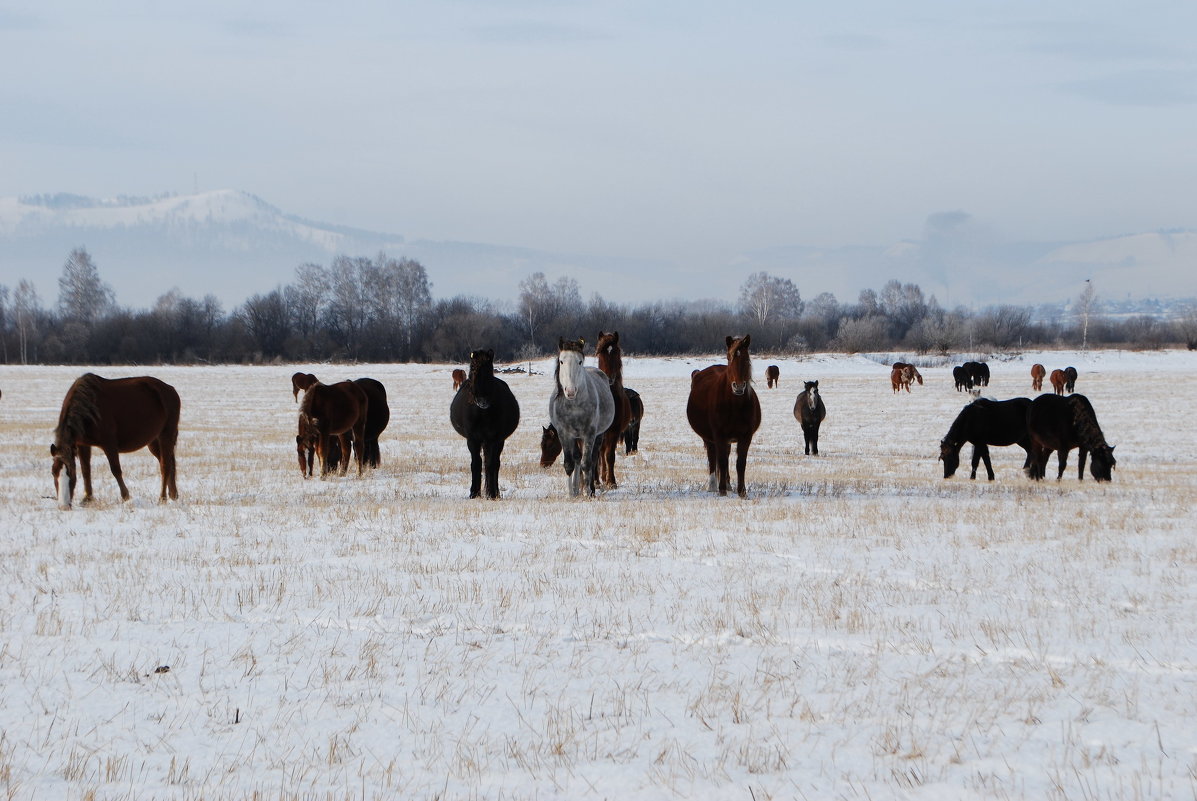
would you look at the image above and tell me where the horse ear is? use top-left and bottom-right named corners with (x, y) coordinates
top-left (486, 348), bottom-right (494, 359)
top-left (742, 334), bottom-right (751, 347)
top-left (558, 337), bottom-right (566, 350)
top-left (50, 444), bottom-right (58, 457)
top-left (725, 335), bottom-right (734, 349)
top-left (612, 331), bottom-right (619, 343)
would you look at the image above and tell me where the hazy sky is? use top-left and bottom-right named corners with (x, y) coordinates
top-left (3, 1), bottom-right (1196, 279)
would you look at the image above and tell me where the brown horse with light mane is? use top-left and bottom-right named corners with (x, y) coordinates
top-left (1049, 369), bottom-right (1066, 395)
top-left (765, 365), bottom-right (780, 389)
top-left (451, 368), bottom-right (466, 391)
top-left (686, 335), bottom-right (761, 497)
top-left (1030, 363), bottom-right (1046, 392)
top-left (297, 380), bottom-right (368, 477)
top-left (50, 373), bottom-right (180, 510)
top-left (291, 372), bottom-right (318, 401)
top-left (595, 331), bottom-right (632, 489)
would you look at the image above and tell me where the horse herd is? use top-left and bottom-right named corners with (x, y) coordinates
top-left (40, 344), bottom-right (1115, 510)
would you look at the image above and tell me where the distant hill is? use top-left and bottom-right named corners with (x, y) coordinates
top-left (1, 190), bottom-right (1192, 310)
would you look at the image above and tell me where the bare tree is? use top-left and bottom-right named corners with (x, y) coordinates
top-left (1077, 280), bottom-right (1097, 352)
top-left (13, 279), bottom-right (41, 364)
top-left (57, 247), bottom-right (115, 323)
top-left (739, 272), bottom-right (802, 328)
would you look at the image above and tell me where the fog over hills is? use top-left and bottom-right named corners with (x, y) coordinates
top-left (0, 190), bottom-right (1192, 310)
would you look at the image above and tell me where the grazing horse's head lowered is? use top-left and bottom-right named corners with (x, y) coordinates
top-left (725, 335), bottom-right (753, 396)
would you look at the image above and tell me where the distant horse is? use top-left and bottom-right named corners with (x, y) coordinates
top-left (938, 397), bottom-right (1032, 481)
top-left (297, 380), bottom-right (367, 477)
top-left (765, 365), bottom-right (780, 389)
top-left (352, 377), bottom-right (390, 468)
top-left (594, 331), bottom-right (633, 489)
top-left (793, 380), bottom-right (827, 455)
top-left (686, 335), bottom-right (761, 497)
top-left (1064, 366), bottom-right (1077, 393)
top-left (623, 388), bottom-right (644, 454)
top-left (891, 364), bottom-right (920, 393)
top-left (291, 372), bottom-right (318, 401)
top-left (549, 338), bottom-right (615, 497)
top-left (50, 373), bottom-right (180, 510)
top-left (963, 361), bottom-right (989, 387)
top-left (1049, 369), bottom-right (1066, 395)
top-left (953, 365), bottom-right (971, 392)
top-left (450, 348), bottom-right (521, 499)
top-left (1030, 363), bottom-right (1046, 392)
top-left (1026, 393), bottom-right (1115, 482)
top-left (451, 368), bottom-right (466, 391)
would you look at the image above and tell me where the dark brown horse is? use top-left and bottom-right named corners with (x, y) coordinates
top-left (686, 335), bottom-right (761, 497)
top-left (1026, 393), bottom-right (1115, 482)
top-left (50, 373), bottom-right (180, 510)
top-left (451, 368), bottom-right (466, 391)
top-left (1049, 369), bottom-right (1066, 395)
top-left (793, 380), bottom-right (827, 455)
top-left (1030, 363), bottom-right (1046, 392)
top-left (351, 377), bottom-right (389, 468)
top-left (623, 387), bottom-right (644, 454)
top-left (297, 380), bottom-right (368, 477)
top-left (1063, 366), bottom-right (1077, 393)
top-left (595, 331), bottom-right (632, 489)
top-left (765, 365), bottom-right (780, 389)
top-left (291, 372), bottom-right (318, 401)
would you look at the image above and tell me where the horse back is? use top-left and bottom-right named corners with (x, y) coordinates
top-left (61, 374), bottom-right (179, 452)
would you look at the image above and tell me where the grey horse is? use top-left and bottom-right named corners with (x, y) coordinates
top-left (548, 338), bottom-right (615, 497)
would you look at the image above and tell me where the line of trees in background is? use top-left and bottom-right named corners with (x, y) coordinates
top-left (1, 247), bottom-right (1195, 366)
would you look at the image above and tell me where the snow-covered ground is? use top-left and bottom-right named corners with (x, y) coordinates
top-left (0, 350), bottom-right (1194, 800)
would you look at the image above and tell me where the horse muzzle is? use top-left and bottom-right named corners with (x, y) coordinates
top-left (473, 398), bottom-right (491, 410)
top-left (731, 382), bottom-right (747, 396)
top-left (564, 388), bottom-right (578, 400)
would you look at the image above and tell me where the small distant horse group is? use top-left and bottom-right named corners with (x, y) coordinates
top-left (687, 335), bottom-right (761, 497)
top-left (50, 373), bottom-right (181, 510)
top-left (765, 365), bottom-right (780, 389)
top-left (1049, 366), bottom-right (1078, 395)
top-left (891, 362), bottom-right (923, 393)
top-left (953, 361), bottom-right (990, 392)
top-left (294, 374), bottom-right (390, 476)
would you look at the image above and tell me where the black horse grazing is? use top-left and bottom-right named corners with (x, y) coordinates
top-left (450, 349), bottom-right (521, 498)
top-left (1026, 393), bottom-right (1115, 482)
top-left (952, 365), bottom-right (970, 392)
top-left (939, 397), bottom-right (1032, 480)
top-left (1063, 366), bottom-right (1078, 394)
top-left (351, 377), bottom-right (390, 468)
top-left (623, 388), bottom-right (644, 454)
top-left (793, 380), bottom-right (827, 455)
top-left (963, 361), bottom-right (990, 388)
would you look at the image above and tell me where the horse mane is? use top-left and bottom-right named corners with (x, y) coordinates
top-left (56, 373), bottom-right (103, 443)
top-left (298, 381), bottom-right (323, 421)
top-left (1068, 394), bottom-right (1109, 450)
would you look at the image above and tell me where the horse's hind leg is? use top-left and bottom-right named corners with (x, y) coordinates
top-left (148, 439), bottom-right (171, 502)
top-left (1077, 448), bottom-right (1088, 481)
top-left (102, 448), bottom-right (131, 501)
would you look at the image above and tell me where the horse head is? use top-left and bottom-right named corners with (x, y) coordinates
top-left (596, 331), bottom-right (622, 386)
top-left (1089, 444), bottom-right (1116, 482)
top-left (724, 334), bottom-right (753, 396)
top-left (465, 349), bottom-right (496, 409)
top-left (803, 380), bottom-right (819, 410)
top-left (556, 338), bottom-right (587, 400)
top-left (938, 437), bottom-right (961, 478)
top-left (540, 424), bottom-right (562, 468)
top-left (50, 440), bottom-right (77, 510)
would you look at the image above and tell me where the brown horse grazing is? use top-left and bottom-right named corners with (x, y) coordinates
top-left (686, 335), bottom-right (761, 497)
top-left (1030, 363), bottom-right (1046, 392)
top-left (595, 331), bottom-right (632, 489)
top-left (291, 372), bottom-right (318, 401)
top-left (451, 368), bottom-right (466, 391)
top-left (765, 365), bottom-right (780, 389)
top-left (297, 380), bottom-right (368, 477)
top-left (50, 373), bottom-right (180, 510)
top-left (1026, 393), bottom-right (1115, 482)
top-left (1049, 369), bottom-right (1066, 395)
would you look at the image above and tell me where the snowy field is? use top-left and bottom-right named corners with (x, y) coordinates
top-left (0, 349), bottom-right (1195, 800)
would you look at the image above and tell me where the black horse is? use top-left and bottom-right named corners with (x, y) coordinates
top-left (352, 377), bottom-right (390, 468)
top-left (939, 397), bottom-right (1033, 480)
top-left (952, 365), bottom-right (970, 392)
top-left (793, 380), bottom-right (827, 455)
top-left (963, 361), bottom-right (990, 388)
top-left (623, 388), bottom-right (644, 455)
top-left (1026, 393), bottom-right (1115, 482)
top-left (450, 349), bottom-right (521, 498)
top-left (1063, 366), bottom-right (1078, 394)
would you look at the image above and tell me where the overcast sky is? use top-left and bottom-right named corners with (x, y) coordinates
top-left (3, 1), bottom-right (1196, 283)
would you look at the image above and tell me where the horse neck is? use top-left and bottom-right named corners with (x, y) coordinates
top-left (1069, 397), bottom-right (1107, 449)
top-left (598, 350), bottom-right (623, 386)
top-left (944, 408), bottom-right (971, 447)
top-left (57, 375), bottom-right (101, 442)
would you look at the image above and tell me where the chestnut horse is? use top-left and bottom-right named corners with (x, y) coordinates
top-left (595, 331), bottom-right (632, 489)
top-left (765, 365), bottom-right (780, 389)
top-left (1026, 393), bottom-right (1115, 482)
top-left (686, 335), bottom-right (761, 497)
top-left (451, 368), bottom-right (466, 391)
top-left (50, 373), bottom-right (180, 510)
top-left (793, 380), bottom-right (827, 455)
top-left (891, 364), bottom-right (920, 393)
top-left (291, 372), bottom-right (318, 401)
top-left (297, 380), bottom-right (367, 477)
top-left (1030, 363), bottom-right (1046, 392)
top-left (450, 349), bottom-right (521, 498)
top-left (1049, 369), bottom-right (1066, 395)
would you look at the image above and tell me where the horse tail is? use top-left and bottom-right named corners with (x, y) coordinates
top-left (1068, 394), bottom-right (1108, 451)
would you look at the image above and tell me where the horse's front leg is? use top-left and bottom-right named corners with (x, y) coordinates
top-left (716, 440), bottom-right (732, 496)
top-left (79, 445), bottom-right (96, 504)
top-left (564, 439), bottom-right (582, 497)
top-left (467, 437), bottom-right (483, 498)
top-left (734, 437), bottom-right (752, 498)
top-left (484, 438), bottom-right (505, 500)
top-left (1077, 448), bottom-right (1088, 481)
top-left (1055, 447), bottom-right (1069, 481)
